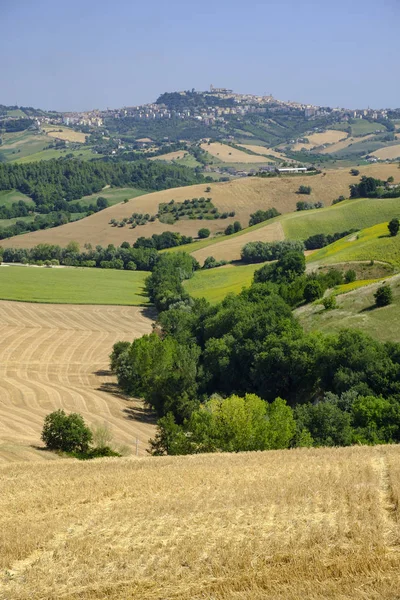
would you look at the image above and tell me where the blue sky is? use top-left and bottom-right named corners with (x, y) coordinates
top-left (1, 0), bottom-right (399, 111)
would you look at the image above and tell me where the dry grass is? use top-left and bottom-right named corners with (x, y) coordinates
top-left (319, 134), bottom-right (375, 154)
top-left (0, 301), bottom-right (155, 463)
top-left (240, 144), bottom-right (291, 161)
top-left (1, 445), bottom-right (400, 599)
top-left (372, 144), bottom-right (400, 160)
top-left (201, 142), bottom-right (270, 163)
top-left (3, 163), bottom-right (399, 250)
top-left (44, 126), bottom-right (87, 143)
top-left (291, 130), bottom-right (348, 151)
top-left (149, 150), bottom-right (187, 162)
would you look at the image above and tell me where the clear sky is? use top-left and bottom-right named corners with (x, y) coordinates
top-left (1, 0), bottom-right (399, 112)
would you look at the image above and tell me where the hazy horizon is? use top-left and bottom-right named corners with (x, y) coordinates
top-left (2, 0), bottom-right (399, 112)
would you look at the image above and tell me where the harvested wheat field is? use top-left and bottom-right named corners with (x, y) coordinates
top-left (291, 130), bottom-right (348, 151)
top-left (201, 142), bottom-right (270, 163)
top-left (3, 163), bottom-right (399, 250)
top-left (1, 445), bottom-right (400, 600)
top-left (372, 144), bottom-right (400, 160)
top-left (44, 126), bottom-right (87, 143)
top-left (240, 144), bottom-right (291, 161)
top-left (319, 133), bottom-right (375, 154)
top-left (0, 301), bottom-right (155, 462)
top-left (149, 150), bottom-right (187, 161)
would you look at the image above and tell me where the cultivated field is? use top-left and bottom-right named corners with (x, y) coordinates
top-left (3, 163), bottom-right (398, 251)
top-left (372, 144), bottom-right (400, 160)
top-left (184, 262), bottom-right (265, 303)
top-left (0, 300), bottom-right (155, 463)
top-left (2, 445), bottom-right (400, 599)
top-left (149, 150), bottom-right (187, 162)
top-left (43, 125), bottom-right (87, 143)
top-left (298, 273), bottom-right (400, 342)
top-left (319, 134), bottom-right (375, 154)
top-left (0, 266), bottom-right (148, 305)
top-left (291, 130), bottom-right (347, 151)
top-left (0, 131), bottom-right (51, 162)
top-left (201, 142), bottom-right (270, 163)
top-left (240, 144), bottom-right (290, 161)
top-left (0, 189), bottom-right (33, 208)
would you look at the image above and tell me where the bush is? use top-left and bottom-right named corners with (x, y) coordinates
top-left (41, 410), bottom-right (93, 453)
top-left (303, 280), bottom-right (323, 303)
top-left (224, 224), bottom-right (234, 235)
top-left (344, 269), bottom-right (356, 284)
top-left (198, 228), bottom-right (210, 239)
top-left (388, 218), bottom-right (399, 237)
top-left (350, 169), bottom-right (360, 176)
top-left (322, 295), bottom-right (337, 310)
top-left (374, 285), bottom-right (393, 307)
top-left (298, 185), bottom-right (312, 195)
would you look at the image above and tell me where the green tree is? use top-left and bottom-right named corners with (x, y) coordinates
top-left (374, 285), bottom-right (393, 307)
top-left (303, 280), bottom-right (323, 303)
top-left (41, 410), bottom-right (93, 453)
top-left (344, 269), bottom-right (356, 284)
top-left (298, 185), bottom-right (311, 195)
top-left (198, 228), bottom-right (210, 239)
top-left (388, 218), bottom-right (400, 237)
top-left (295, 402), bottom-right (353, 447)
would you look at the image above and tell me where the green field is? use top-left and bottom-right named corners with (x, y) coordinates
top-left (0, 190), bottom-right (34, 208)
top-left (184, 263), bottom-right (262, 303)
top-left (282, 198), bottom-right (400, 241)
top-left (0, 131), bottom-right (51, 162)
top-left (78, 187), bottom-right (147, 207)
top-left (0, 266), bottom-right (148, 305)
top-left (297, 274), bottom-right (400, 342)
top-left (307, 222), bottom-right (400, 269)
top-left (14, 147), bottom-right (102, 163)
top-left (350, 120), bottom-right (386, 136)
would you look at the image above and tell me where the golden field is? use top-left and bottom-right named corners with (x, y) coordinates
top-left (200, 142), bottom-right (270, 163)
top-left (291, 129), bottom-right (347, 151)
top-left (149, 150), bottom-right (187, 161)
top-left (372, 144), bottom-right (400, 160)
top-left (4, 163), bottom-right (399, 250)
top-left (240, 144), bottom-right (291, 161)
top-left (0, 301), bottom-right (155, 462)
top-left (44, 125), bottom-right (87, 143)
top-left (1, 445), bottom-right (400, 599)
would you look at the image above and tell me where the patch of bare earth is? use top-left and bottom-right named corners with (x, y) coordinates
top-left (0, 301), bottom-right (155, 462)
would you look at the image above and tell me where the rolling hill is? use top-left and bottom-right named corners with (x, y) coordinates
top-left (2, 163), bottom-right (398, 251)
top-left (2, 445), bottom-right (400, 599)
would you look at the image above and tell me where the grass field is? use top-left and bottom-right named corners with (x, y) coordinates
top-left (43, 125), bottom-right (87, 143)
top-left (78, 187), bottom-right (147, 207)
top-left (0, 300), bottom-right (155, 463)
top-left (149, 150), bottom-right (187, 162)
top-left (319, 134), bottom-right (375, 155)
top-left (297, 274), bottom-right (400, 342)
top-left (2, 445), bottom-right (400, 599)
top-left (0, 131), bottom-right (51, 162)
top-left (184, 263), bottom-right (262, 303)
top-left (0, 189), bottom-right (34, 208)
top-left (307, 222), bottom-right (400, 270)
top-left (350, 120), bottom-right (386, 135)
top-left (14, 146), bottom-right (101, 163)
top-left (0, 266), bottom-right (148, 305)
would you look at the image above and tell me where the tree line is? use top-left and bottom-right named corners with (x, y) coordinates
top-left (110, 250), bottom-right (400, 454)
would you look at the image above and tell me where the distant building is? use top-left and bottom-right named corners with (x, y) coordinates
top-left (277, 167), bottom-right (308, 174)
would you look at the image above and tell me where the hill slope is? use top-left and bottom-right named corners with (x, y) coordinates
top-left (0, 300), bottom-right (155, 462)
top-left (2, 445), bottom-right (400, 599)
top-left (3, 163), bottom-right (398, 250)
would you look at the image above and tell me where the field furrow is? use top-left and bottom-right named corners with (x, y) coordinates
top-left (0, 301), bottom-right (155, 462)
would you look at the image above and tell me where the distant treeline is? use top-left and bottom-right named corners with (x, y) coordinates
top-left (350, 176), bottom-right (400, 199)
top-left (304, 229), bottom-right (358, 250)
top-left (1, 118), bottom-right (33, 132)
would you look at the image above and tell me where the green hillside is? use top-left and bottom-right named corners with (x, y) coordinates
top-left (297, 275), bottom-right (400, 342)
top-left (307, 222), bottom-right (400, 269)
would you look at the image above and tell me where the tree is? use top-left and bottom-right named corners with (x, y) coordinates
top-left (198, 228), bottom-right (210, 239)
top-left (66, 240), bottom-right (80, 254)
top-left (374, 285), bottom-right (393, 307)
top-left (233, 221), bottom-right (242, 233)
top-left (388, 218), bottom-right (399, 237)
top-left (41, 410), bottom-right (93, 453)
top-left (303, 280), bottom-right (323, 303)
top-left (298, 185), bottom-right (311, 195)
top-left (224, 224), bottom-right (234, 235)
top-left (96, 196), bottom-right (109, 210)
top-left (322, 295), bottom-right (337, 310)
top-left (350, 169), bottom-right (360, 176)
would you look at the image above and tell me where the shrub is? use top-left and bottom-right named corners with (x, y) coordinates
top-left (41, 410), bottom-right (93, 453)
top-left (298, 185), bottom-right (312, 195)
top-left (344, 269), bottom-right (356, 284)
top-left (198, 228), bottom-right (210, 239)
top-left (350, 169), bottom-right (360, 176)
top-left (224, 224), bottom-right (234, 235)
top-left (388, 218), bottom-right (399, 237)
top-left (374, 285), bottom-right (393, 307)
top-left (322, 296), bottom-right (337, 310)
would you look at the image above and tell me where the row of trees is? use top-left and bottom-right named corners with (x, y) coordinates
top-left (110, 249), bottom-right (400, 454)
top-left (241, 240), bottom-right (304, 263)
